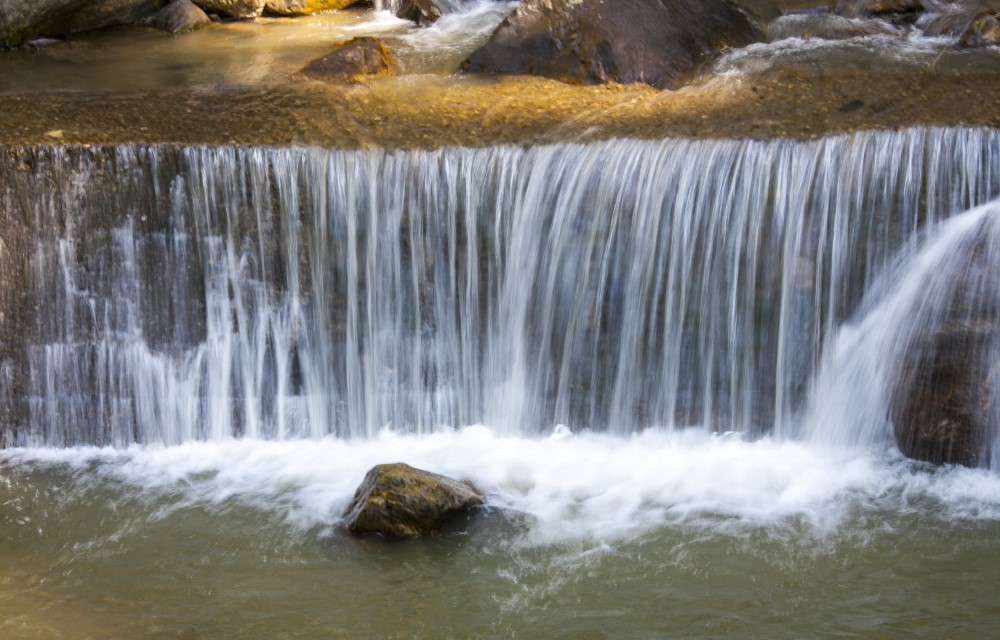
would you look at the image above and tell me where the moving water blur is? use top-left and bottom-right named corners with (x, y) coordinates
top-left (1, 127), bottom-right (998, 451)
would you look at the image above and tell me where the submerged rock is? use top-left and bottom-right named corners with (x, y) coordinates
top-left (303, 36), bottom-right (394, 80)
top-left (264, 0), bottom-right (361, 15)
top-left (147, 0), bottom-right (212, 32)
top-left (343, 463), bottom-right (484, 538)
top-left (891, 230), bottom-right (999, 467)
top-left (396, 0), bottom-right (441, 26)
top-left (192, 0), bottom-right (266, 18)
top-left (768, 12), bottom-right (898, 40)
top-left (462, 0), bottom-right (763, 90)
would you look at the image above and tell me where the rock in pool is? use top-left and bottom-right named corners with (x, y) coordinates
top-left (148, 0), bottom-right (213, 33)
top-left (343, 463), bottom-right (485, 538)
top-left (302, 36), bottom-right (394, 80)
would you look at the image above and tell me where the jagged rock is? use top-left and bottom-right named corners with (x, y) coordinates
top-left (462, 0), bottom-right (763, 90)
top-left (396, 0), bottom-right (442, 26)
top-left (264, 0), bottom-right (361, 15)
top-left (0, 0), bottom-right (163, 47)
top-left (147, 0), bottom-right (212, 32)
top-left (959, 11), bottom-right (1000, 46)
top-left (343, 463), bottom-right (484, 538)
top-left (192, 0), bottom-right (266, 18)
top-left (891, 231), bottom-right (999, 467)
top-left (768, 12), bottom-right (898, 41)
top-left (303, 36), bottom-right (394, 80)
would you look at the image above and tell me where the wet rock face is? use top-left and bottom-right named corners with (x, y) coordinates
top-left (264, 0), bottom-right (362, 15)
top-left (462, 0), bottom-right (763, 90)
top-left (0, 0), bottom-right (163, 47)
top-left (303, 37), bottom-right (394, 80)
top-left (193, 0), bottom-right (266, 18)
top-left (838, 0), bottom-right (925, 23)
top-left (344, 463), bottom-right (484, 538)
top-left (891, 235), bottom-right (999, 467)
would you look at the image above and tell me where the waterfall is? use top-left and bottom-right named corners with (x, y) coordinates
top-left (0, 128), bottom-right (998, 449)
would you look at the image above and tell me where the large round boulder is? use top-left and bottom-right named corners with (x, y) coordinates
top-left (462, 0), bottom-right (763, 90)
top-left (0, 0), bottom-right (164, 47)
top-left (343, 463), bottom-right (484, 538)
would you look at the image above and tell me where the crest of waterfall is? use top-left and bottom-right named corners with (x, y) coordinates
top-left (0, 128), bottom-right (998, 448)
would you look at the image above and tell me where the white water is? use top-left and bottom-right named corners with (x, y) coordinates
top-left (6, 428), bottom-right (1000, 545)
top-left (1, 128), bottom-right (999, 456)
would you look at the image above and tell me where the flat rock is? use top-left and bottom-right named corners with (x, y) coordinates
top-left (193, 0), bottom-right (266, 18)
top-left (462, 0), bottom-right (763, 90)
top-left (344, 463), bottom-right (484, 538)
top-left (303, 36), bottom-right (394, 80)
top-left (264, 0), bottom-right (361, 15)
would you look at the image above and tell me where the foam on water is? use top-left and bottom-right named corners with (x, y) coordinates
top-left (4, 429), bottom-right (999, 546)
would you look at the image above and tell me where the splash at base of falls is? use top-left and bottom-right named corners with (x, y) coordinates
top-left (0, 127), bottom-right (999, 460)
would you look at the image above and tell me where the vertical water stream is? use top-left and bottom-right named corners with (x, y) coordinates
top-left (0, 128), bottom-right (997, 452)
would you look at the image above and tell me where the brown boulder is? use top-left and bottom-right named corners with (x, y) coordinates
top-left (303, 37), bottom-right (394, 80)
top-left (891, 231), bottom-right (999, 467)
top-left (396, 0), bottom-right (441, 26)
top-left (343, 463), bottom-right (484, 538)
top-left (461, 0), bottom-right (763, 90)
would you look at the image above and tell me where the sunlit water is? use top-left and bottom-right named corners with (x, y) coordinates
top-left (4, 429), bottom-right (1000, 639)
top-left (0, 2), bottom-right (515, 93)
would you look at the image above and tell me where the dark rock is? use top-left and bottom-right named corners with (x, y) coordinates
top-left (192, 0), bottom-right (266, 19)
top-left (147, 0), bottom-right (212, 33)
top-left (0, 0), bottom-right (164, 47)
top-left (264, 0), bottom-right (362, 15)
top-left (396, 0), bottom-right (441, 26)
top-left (343, 463), bottom-right (484, 538)
top-left (303, 36), bottom-right (394, 80)
top-left (768, 12), bottom-right (898, 40)
top-left (462, 0), bottom-right (763, 90)
top-left (837, 0), bottom-right (925, 23)
top-left (891, 229), bottom-right (999, 467)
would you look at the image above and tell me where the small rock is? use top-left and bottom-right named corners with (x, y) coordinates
top-left (148, 0), bottom-right (212, 33)
top-left (44, 130), bottom-right (64, 139)
top-left (343, 463), bottom-right (484, 538)
top-left (396, 0), bottom-right (442, 26)
top-left (302, 37), bottom-right (394, 81)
